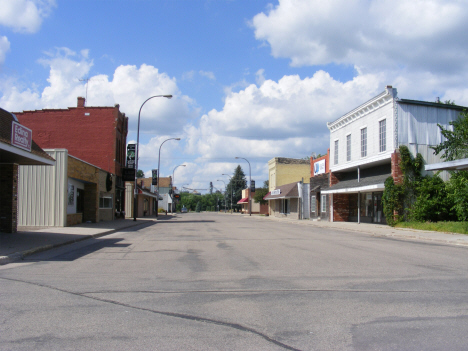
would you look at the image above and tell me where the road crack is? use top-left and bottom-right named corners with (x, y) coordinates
top-left (0, 276), bottom-right (302, 351)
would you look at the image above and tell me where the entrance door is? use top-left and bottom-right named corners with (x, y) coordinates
top-left (76, 188), bottom-right (85, 214)
top-left (373, 192), bottom-right (385, 223)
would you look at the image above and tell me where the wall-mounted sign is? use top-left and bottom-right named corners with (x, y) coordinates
top-left (11, 121), bottom-right (32, 152)
top-left (314, 159), bottom-right (326, 176)
top-left (127, 144), bottom-right (136, 169)
top-left (122, 168), bottom-right (135, 181)
top-left (152, 169), bottom-right (158, 185)
top-left (271, 189), bottom-right (281, 196)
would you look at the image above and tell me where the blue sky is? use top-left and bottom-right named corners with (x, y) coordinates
top-left (2, 0), bottom-right (468, 193)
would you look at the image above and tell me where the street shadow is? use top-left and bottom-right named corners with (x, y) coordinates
top-left (156, 220), bottom-right (216, 224)
top-left (24, 238), bottom-right (131, 262)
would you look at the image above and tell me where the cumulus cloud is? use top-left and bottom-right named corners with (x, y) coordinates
top-left (252, 0), bottom-right (468, 74)
top-left (185, 70), bottom-right (382, 162)
top-left (0, 48), bottom-right (197, 135)
top-left (0, 0), bottom-right (56, 33)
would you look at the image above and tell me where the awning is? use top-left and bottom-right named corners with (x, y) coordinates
top-left (321, 173), bottom-right (390, 194)
top-left (237, 197), bottom-right (249, 204)
top-left (137, 187), bottom-right (163, 200)
top-left (264, 182), bottom-right (299, 200)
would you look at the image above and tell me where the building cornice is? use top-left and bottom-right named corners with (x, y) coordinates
top-left (327, 87), bottom-right (397, 132)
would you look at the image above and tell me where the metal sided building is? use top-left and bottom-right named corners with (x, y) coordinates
top-left (322, 85), bottom-right (466, 224)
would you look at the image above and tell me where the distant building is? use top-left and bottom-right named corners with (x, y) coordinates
top-left (322, 85), bottom-right (466, 224)
top-left (267, 157), bottom-right (310, 216)
top-left (237, 188), bottom-right (268, 215)
top-left (309, 149), bottom-right (330, 221)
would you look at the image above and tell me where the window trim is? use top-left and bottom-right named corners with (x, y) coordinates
top-left (99, 195), bottom-right (113, 209)
top-left (360, 127), bottom-right (367, 158)
top-left (334, 139), bottom-right (339, 165)
top-left (346, 133), bottom-right (351, 162)
top-left (379, 118), bottom-right (386, 153)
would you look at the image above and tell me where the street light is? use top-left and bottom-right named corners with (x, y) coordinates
top-left (156, 137), bottom-right (181, 217)
top-left (216, 180), bottom-right (227, 212)
top-left (171, 164), bottom-right (186, 213)
top-left (235, 157), bottom-right (251, 216)
top-left (134, 94), bottom-right (172, 221)
top-left (222, 174), bottom-right (233, 212)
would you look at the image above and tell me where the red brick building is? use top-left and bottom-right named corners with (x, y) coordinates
top-left (15, 97), bottom-right (129, 212)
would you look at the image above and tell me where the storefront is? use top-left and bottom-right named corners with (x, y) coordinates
top-left (322, 165), bottom-right (390, 224)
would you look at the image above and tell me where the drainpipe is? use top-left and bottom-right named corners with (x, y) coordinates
top-left (357, 166), bottom-right (360, 224)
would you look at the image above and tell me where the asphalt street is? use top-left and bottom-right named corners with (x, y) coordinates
top-left (1, 213), bottom-right (468, 350)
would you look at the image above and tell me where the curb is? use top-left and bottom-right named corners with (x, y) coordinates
top-left (0, 221), bottom-right (151, 266)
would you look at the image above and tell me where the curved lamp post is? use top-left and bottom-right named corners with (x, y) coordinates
top-left (156, 137), bottom-right (181, 217)
top-left (171, 164), bottom-right (186, 213)
top-left (216, 180), bottom-right (227, 212)
top-left (235, 157), bottom-right (251, 216)
top-left (134, 94), bottom-right (172, 221)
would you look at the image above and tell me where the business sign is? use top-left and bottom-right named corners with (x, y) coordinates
top-left (152, 169), bottom-right (158, 185)
top-left (314, 159), bottom-right (326, 176)
top-left (271, 189), bottom-right (281, 196)
top-left (250, 180), bottom-right (255, 192)
top-left (127, 144), bottom-right (136, 169)
top-left (122, 168), bottom-right (135, 181)
top-left (11, 121), bottom-right (32, 152)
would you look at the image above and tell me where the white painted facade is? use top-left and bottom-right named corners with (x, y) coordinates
top-left (328, 86), bottom-right (462, 176)
top-left (328, 86), bottom-right (396, 172)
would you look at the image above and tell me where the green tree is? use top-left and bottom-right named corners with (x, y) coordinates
top-left (253, 188), bottom-right (269, 205)
top-left (136, 169), bottom-right (145, 178)
top-left (226, 165), bottom-right (247, 211)
top-left (433, 110), bottom-right (468, 161)
top-left (195, 202), bottom-right (201, 212)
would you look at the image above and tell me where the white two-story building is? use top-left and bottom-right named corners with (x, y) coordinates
top-left (322, 85), bottom-right (465, 224)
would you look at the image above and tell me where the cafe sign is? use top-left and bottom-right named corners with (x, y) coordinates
top-left (11, 121), bottom-right (32, 152)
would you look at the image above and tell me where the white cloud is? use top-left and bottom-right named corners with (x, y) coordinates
top-left (0, 0), bottom-right (56, 33)
top-left (252, 0), bottom-right (468, 75)
top-left (0, 36), bottom-right (10, 64)
top-left (199, 70), bottom-right (216, 80)
top-left (0, 48), bottom-right (197, 135)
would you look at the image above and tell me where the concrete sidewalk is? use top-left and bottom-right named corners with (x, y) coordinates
top-left (255, 214), bottom-right (468, 247)
top-left (0, 218), bottom-right (159, 266)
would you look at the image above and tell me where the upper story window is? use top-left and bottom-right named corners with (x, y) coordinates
top-left (346, 134), bottom-right (351, 162)
top-left (334, 140), bottom-right (339, 164)
top-left (361, 127), bottom-right (367, 157)
top-left (379, 119), bottom-right (386, 152)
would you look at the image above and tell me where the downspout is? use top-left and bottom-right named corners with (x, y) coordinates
top-left (357, 166), bottom-right (360, 224)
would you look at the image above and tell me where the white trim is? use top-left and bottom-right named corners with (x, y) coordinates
top-left (425, 158), bottom-right (468, 171)
top-left (327, 89), bottom-right (394, 132)
top-left (0, 142), bottom-right (55, 165)
top-left (322, 183), bottom-right (385, 195)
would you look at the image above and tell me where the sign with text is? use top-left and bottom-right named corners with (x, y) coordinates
top-left (271, 189), bottom-right (281, 196)
top-left (127, 144), bottom-right (136, 169)
top-left (122, 168), bottom-right (135, 181)
top-left (152, 169), bottom-right (158, 185)
top-left (314, 159), bottom-right (326, 176)
top-left (250, 180), bottom-right (255, 192)
top-left (11, 121), bottom-right (32, 152)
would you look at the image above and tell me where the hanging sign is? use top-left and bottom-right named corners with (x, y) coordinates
top-left (152, 169), bottom-right (158, 185)
top-left (127, 144), bottom-right (136, 169)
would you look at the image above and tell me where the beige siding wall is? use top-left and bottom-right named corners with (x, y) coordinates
top-left (18, 149), bottom-right (68, 227)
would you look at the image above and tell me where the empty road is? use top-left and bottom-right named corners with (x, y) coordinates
top-left (1, 213), bottom-right (468, 350)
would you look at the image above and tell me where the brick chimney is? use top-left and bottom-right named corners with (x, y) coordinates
top-left (77, 97), bottom-right (85, 108)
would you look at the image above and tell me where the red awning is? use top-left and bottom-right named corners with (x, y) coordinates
top-left (237, 197), bottom-right (249, 204)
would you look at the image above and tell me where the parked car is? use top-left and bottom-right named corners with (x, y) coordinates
top-left (181, 206), bottom-right (188, 213)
